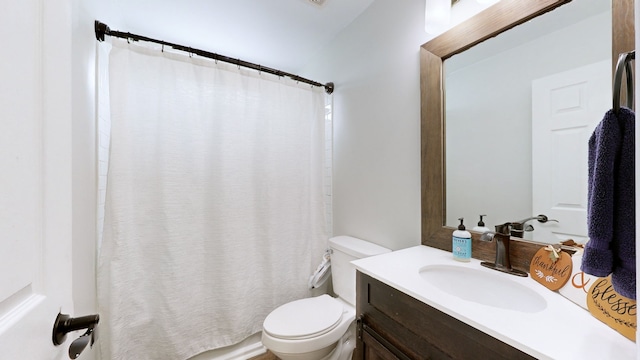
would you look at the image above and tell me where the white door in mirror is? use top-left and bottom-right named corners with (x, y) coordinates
top-left (531, 59), bottom-right (611, 244)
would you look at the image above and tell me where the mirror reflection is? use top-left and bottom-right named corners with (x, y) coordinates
top-left (445, 0), bottom-right (611, 244)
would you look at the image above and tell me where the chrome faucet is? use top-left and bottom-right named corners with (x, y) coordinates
top-left (510, 214), bottom-right (558, 238)
top-left (480, 222), bottom-right (528, 277)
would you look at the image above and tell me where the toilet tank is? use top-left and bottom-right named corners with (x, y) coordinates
top-left (329, 236), bottom-right (391, 306)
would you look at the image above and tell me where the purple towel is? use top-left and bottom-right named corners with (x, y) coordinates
top-left (581, 107), bottom-right (635, 299)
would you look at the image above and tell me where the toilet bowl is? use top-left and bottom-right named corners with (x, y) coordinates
top-left (262, 295), bottom-right (355, 360)
top-left (261, 236), bottom-right (391, 360)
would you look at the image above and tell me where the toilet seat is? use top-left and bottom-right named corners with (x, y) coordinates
top-left (263, 295), bottom-right (343, 340)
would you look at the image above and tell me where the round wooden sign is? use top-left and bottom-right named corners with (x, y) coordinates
top-left (529, 247), bottom-right (572, 291)
top-left (586, 276), bottom-right (636, 342)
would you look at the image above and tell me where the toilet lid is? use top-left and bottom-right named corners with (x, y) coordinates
top-left (263, 294), bottom-right (343, 340)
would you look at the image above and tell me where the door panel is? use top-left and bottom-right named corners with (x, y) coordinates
top-left (0, 0), bottom-right (73, 358)
top-left (531, 60), bottom-right (611, 243)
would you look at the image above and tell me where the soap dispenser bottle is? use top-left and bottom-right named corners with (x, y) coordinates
top-left (472, 214), bottom-right (490, 233)
top-left (452, 217), bottom-right (472, 262)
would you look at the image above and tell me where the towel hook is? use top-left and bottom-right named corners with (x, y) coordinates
top-left (613, 50), bottom-right (635, 113)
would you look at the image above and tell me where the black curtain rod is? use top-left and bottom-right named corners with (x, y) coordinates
top-left (94, 20), bottom-right (334, 94)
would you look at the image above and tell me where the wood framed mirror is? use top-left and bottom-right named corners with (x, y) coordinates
top-left (420, 0), bottom-right (634, 270)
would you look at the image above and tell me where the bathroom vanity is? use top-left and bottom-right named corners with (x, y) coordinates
top-left (352, 246), bottom-right (636, 360)
top-left (355, 272), bottom-right (533, 359)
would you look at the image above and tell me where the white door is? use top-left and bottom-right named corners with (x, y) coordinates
top-left (0, 1), bottom-right (74, 359)
top-left (531, 60), bottom-right (611, 243)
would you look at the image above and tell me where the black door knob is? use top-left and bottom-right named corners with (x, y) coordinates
top-left (52, 312), bottom-right (100, 359)
top-left (52, 312), bottom-right (100, 346)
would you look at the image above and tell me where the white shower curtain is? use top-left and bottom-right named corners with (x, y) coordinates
top-left (98, 39), bottom-right (328, 360)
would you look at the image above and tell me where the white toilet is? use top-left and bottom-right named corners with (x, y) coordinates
top-left (261, 236), bottom-right (391, 360)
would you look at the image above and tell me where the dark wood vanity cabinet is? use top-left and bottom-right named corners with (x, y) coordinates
top-left (355, 272), bottom-right (536, 360)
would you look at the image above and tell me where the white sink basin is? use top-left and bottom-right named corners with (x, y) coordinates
top-left (419, 264), bottom-right (547, 313)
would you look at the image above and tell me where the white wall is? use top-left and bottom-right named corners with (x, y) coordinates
top-left (300, 0), bottom-right (493, 250)
top-left (70, 1), bottom-right (112, 359)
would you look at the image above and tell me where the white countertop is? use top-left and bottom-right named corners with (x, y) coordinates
top-left (352, 245), bottom-right (636, 360)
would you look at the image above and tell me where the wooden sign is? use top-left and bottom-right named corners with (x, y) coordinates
top-left (558, 250), bottom-right (597, 309)
top-left (529, 246), bottom-right (572, 291)
top-left (586, 276), bottom-right (636, 342)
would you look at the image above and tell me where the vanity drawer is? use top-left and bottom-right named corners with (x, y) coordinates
top-left (356, 272), bottom-right (535, 360)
